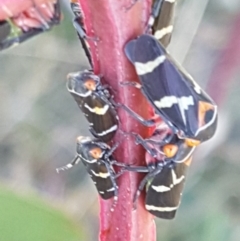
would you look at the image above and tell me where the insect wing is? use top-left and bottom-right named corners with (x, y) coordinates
top-left (125, 35), bottom-right (198, 136)
top-left (81, 154), bottom-right (116, 199)
top-left (68, 71), bottom-right (118, 142)
top-left (166, 51), bottom-right (218, 140)
top-left (77, 138), bottom-right (117, 200)
top-left (125, 34), bottom-right (217, 140)
top-left (89, 162), bottom-right (116, 199)
top-left (152, 0), bottom-right (176, 47)
top-left (82, 94), bottom-right (118, 142)
top-left (70, 1), bottom-right (93, 66)
top-left (125, 38), bottom-right (137, 64)
top-left (145, 160), bottom-right (189, 219)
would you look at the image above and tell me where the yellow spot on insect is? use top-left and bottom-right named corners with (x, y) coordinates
top-left (163, 144), bottom-right (178, 158)
top-left (185, 138), bottom-right (201, 147)
top-left (95, 105), bottom-right (109, 115)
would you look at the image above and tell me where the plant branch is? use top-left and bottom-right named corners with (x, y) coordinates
top-left (78, 0), bottom-right (156, 240)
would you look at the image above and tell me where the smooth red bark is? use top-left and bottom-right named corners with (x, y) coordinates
top-left (78, 0), bottom-right (156, 241)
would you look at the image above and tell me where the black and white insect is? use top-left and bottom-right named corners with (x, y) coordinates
top-left (0, 0), bottom-right (61, 51)
top-left (143, 157), bottom-right (192, 219)
top-left (57, 136), bottom-right (126, 203)
top-left (122, 0), bottom-right (217, 144)
top-left (70, 0), bottom-right (93, 67)
top-left (123, 34), bottom-right (218, 144)
top-left (147, 0), bottom-right (176, 47)
top-left (67, 70), bottom-right (119, 142)
top-left (126, 123), bottom-right (194, 219)
top-left (127, 0), bottom-right (176, 47)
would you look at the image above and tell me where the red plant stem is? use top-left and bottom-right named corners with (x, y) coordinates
top-left (78, 0), bottom-right (156, 241)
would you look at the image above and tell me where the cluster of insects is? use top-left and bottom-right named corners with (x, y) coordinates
top-left (0, 0), bottom-right (61, 51)
top-left (1, 0), bottom-right (217, 220)
top-left (56, 0), bottom-right (218, 220)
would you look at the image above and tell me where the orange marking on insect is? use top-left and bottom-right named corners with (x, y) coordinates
top-left (84, 79), bottom-right (97, 91)
top-left (198, 101), bottom-right (215, 128)
top-left (89, 147), bottom-right (103, 159)
top-left (163, 144), bottom-right (178, 158)
top-left (184, 157), bottom-right (192, 166)
top-left (185, 138), bottom-right (201, 147)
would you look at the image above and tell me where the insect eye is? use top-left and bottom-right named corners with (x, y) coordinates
top-left (185, 138), bottom-right (200, 147)
top-left (162, 144), bottom-right (178, 158)
top-left (89, 147), bottom-right (102, 159)
top-left (84, 79), bottom-right (96, 90)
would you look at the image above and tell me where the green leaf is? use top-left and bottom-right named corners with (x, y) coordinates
top-left (0, 188), bottom-right (85, 241)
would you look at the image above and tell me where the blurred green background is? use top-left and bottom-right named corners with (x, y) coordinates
top-left (0, 0), bottom-right (240, 240)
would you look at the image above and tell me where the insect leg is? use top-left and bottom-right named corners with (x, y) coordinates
top-left (120, 81), bottom-right (142, 89)
top-left (120, 104), bottom-right (156, 127)
top-left (56, 155), bottom-right (81, 173)
top-left (133, 166), bottom-right (163, 209)
top-left (103, 161), bottom-right (119, 211)
top-left (135, 134), bottom-right (165, 157)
